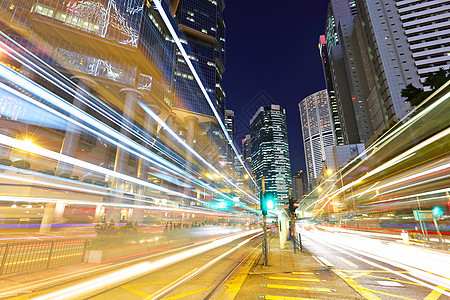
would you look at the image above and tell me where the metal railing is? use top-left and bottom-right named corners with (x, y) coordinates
top-left (0, 238), bottom-right (86, 275)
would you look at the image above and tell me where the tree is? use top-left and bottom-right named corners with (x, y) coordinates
top-left (401, 68), bottom-right (450, 107)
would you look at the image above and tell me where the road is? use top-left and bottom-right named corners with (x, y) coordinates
top-left (300, 225), bottom-right (450, 300)
top-left (0, 229), bottom-right (262, 299)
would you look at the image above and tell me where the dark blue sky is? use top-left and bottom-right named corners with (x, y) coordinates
top-left (222, 1), bottom-right (329, 174)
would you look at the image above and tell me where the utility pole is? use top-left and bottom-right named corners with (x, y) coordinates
top-left (262, 176), bottom-right (268, 266)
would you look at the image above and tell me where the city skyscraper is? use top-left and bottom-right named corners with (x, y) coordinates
top-left (174, 0), bottom-right (226, 117)
top-left (319, 35), bottom-right (344, 146)
top-left (353, 0), bottom-right (422, 136)
top-left (242, 134), bottom-right (252, 173)
top-left (250, 105), bottom-right (292, 202)
top-left (292, 170), bottom-right (308, 200)
top-left (224, 109), bottom-right (235, 141)
top-left (323, 0), bottom-right (364, 145)
top-left (299, 90), bottom-right (336, 187)
top-left (395, 0), bottom-right (450, 83)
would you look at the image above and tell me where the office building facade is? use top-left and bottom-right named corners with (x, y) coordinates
top-left (299, 90), bottom-right (336, 188)
top-left (174, 0), bottom-right (226, 117)
top-left (292, 170), bottom-right (308, 200)
top-left (250, 105), bottom-right (292, 202)
top-left (354, 0), bottom-right (421, 136)
top-left (396, 0), bottom-right (450, 83)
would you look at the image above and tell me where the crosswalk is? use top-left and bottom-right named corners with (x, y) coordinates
top-left (259, 271), bottom-right (333, 300)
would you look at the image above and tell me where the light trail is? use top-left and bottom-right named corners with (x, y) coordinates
top-left (31, 229), bottom-right (262, 300)
top-left (146, 231), bottom-right (262, 299)
top-left (152, 0), bottom-right (258, 189)
top-left (303, 229), bottom-right (450, 294)
top-left (0, 46), bottom-right (258, 208)
top-left (310, 127), bottom-right (450, 215)
top-left (140, 102), bottom-right (259, 204)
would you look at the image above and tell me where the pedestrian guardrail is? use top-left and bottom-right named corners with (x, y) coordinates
top-left (0, 238), bottom-right (86, 275)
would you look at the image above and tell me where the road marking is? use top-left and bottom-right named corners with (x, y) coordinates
top-left (121, 284), bottom-right (151, 297)
top-left (310, 237), bottom-right (450, 297)
top-left (363, 274), bottom-right (422, 286)
top-left (362, 287), bottom-right (415, 300)
top-left (340, 270), bottom-right (410, 274)
top-left (350, 271), bottom-right (372, 279)
top-left (160, 287), bottom-right (211, 300)
top-left (337, 256), bottom-right (358, 268)
top-left (264, 284), bottom-right (331, 292)
top-left (264, 295), bottom-right (319, 300)
top-left (224, 247), bottom-right (260, 299)
top-left (376, 280), bottom-right (403, 287)
top-left (291, 271), bottom-right (315, 275)
top-left (424, 286), bottom-right (446, 300)
top-left (315, 256), bottom-right (334, 267)
top-left (332, 270), bottom-right (381, 300)
top-left (268, 276), bottom-right (320, 282)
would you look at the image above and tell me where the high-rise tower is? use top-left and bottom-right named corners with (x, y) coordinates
top-left (250, 105), bottom-right (292, 202)
top-left (174, 0), bottom-right (226, 117)
top-left (299, 90), bottom-right (336, 188)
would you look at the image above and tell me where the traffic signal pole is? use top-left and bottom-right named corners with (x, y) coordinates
top-left (262, 176), bottom-right (268, 266)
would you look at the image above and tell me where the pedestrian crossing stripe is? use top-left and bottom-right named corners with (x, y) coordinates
top-left (268, 276), bottom-right (320, 283)
top-left (291, 271), bottom-right (315, 275)
top-left (263, 284), bottom-right (331, 292)
top-left (262, 295), bottom-right (319, 300)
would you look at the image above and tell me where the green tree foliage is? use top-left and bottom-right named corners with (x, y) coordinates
top-left (402, 68), bottom-right (450, 107)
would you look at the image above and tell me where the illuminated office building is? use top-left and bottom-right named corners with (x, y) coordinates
top-left (174, 0), bottom-right (226, 117)
top-left (318, 35), bottom-right (344, 146)
top-left (299, 90), bottom-right (336, 188)
top-left (250, 105), bottom-right (292, 202)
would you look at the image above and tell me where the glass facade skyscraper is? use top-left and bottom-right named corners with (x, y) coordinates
top-left (299, 90), bottom-right (336, 188)
top-left (174, 0), bottom-right (226, 117)
top-left (250, 105), bottom-right (292, 202)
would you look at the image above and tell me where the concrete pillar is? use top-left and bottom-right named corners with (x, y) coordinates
top-left (57, 76), bottom-right (96, 175)
top-left (114, 88), bottom-right (142, 176)
top-left (278, 211), bottom-right (289, 250)
top-left (183, 116), bottom-right (197, 199)
top-left (137, 104), bottom-right (160, 181)
top-left (93, 205), bottom-right (105, 223)
top-left (39, 202), bottom-right (66, 233)
top-left (185, 116), bottom-right (197, 148)
top-left (166, 112), bottom-right (176, 130)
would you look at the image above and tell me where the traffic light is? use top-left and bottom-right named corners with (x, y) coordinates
top-left (289, 196), bottom-right (296, 215)
top-left (432, 206), bottom-right (443, 219)
top-left (260, 191), bottom-right (276, 215)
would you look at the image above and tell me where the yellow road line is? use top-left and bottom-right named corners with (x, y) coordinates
top-left (121, 284), bottom-right (151, 298)
top-left (122, 281), bottom-right (172, 288)
top-left (264, 295), bottom-right (319, 300)
top-left (161, 287), bottom-right (211, 300)
top-left (424, 286), bottom-right (446, 300)
top-left (292, 271), bottom-right (315, 276)
top-left (340, 270), bottom-right (410, 274)
top-left (350, 271), bottom-right (372, 279)
top-left (265, 284), bottom-right (331, 292)
top-left (363, 274), bottom-right (423, 286)
top-left (268, 276), bottom-right (320, 283)
top-left (337, 256), bottom-right (358, 268)
top-left (332, 270), bottom-right (381, 300)
top-left (223, 245), bottom-right (261, 299)
top-left (363, 287), bottom-right (416, 300)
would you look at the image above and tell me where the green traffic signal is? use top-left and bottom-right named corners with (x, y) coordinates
top-left (432, 206), bottom-right (443, 219)
top-left (260, 191), bottom-right (276, 215)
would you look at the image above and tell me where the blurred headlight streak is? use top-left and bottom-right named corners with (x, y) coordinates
top-left (152, 0), bottom-right (257, 189)
top-left (31, 229), bottom-right (262, 300)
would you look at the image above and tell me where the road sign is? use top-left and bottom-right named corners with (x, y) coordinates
top-left (413, 210), bottom-right (433, 221)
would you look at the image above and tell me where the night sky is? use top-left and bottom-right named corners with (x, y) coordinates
top-left (222, 1), bottom-right (330, 174)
